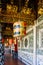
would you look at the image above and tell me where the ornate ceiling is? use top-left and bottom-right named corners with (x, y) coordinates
top-left (0, 0), bottom-right (38, 26)
top-left (0, 0), bottom-right (43, 38)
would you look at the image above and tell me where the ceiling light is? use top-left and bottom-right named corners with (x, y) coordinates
top-left (0, 8), bottom-right (2, 12)
top-left (6, 27), bottom-right (11, 30)
top-left (38, 8), bottom-right (43, 14)
top-left (7, 4), bottom-right (12, 10)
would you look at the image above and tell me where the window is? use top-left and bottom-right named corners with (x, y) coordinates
top-left (21, 39), bottom-right (23, 48)
top-left (29, 33), bottom-right (33, 48)
top-left (25, 38), bottom-right (28, 48)
top-left (0, 33), bottom-right (2, 39)
top-left (39, 29), bottom-right (43, 49)
top-left (18, 41), bottom-right (20, 47)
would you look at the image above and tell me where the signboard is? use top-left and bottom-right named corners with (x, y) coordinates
top-left (13, 21), bottom-right (27, 37)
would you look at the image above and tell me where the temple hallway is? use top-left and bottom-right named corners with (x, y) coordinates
top-left (4, 54), bottom-right (25, 65)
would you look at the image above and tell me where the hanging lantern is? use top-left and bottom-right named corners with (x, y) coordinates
top-left (2, 38), bottom-right (4, 43)
top-left (9, 38), bottom-right (13, 45)
top-left (13, 21), bottom-right (27, 37)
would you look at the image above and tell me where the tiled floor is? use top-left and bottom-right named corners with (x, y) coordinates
top-left (4, 54), bottom-right (25, 65)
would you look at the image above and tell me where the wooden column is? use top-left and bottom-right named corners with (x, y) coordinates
top-left (14, 38), bottom-right (18, 52)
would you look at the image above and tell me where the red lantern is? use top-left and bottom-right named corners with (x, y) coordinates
top-left (2, 38), bottom-right (4, 43)
top-left (9, 39), bottom-right (13, 45)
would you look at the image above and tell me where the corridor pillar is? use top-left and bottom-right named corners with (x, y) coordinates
top-left (0, 24), bottom-right (4, 65)
top-left (14, 38), bottom-right (18, 59)
top-left (33, 26), bottom-right (37, 65)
